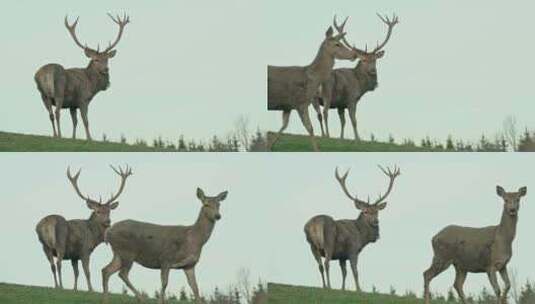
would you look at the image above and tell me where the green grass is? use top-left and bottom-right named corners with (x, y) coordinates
top-left (0, 282), bottom-right (189, 304)
top-left (267, 283), bottom-right (447, 304)
top-left (268, 132), bottom-right (435, 152)
top-left (0, 131), bottom-right (171, 152)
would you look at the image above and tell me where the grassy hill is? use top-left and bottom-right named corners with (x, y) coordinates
top-left (0, 282), bottom-right (188, 304)
top-left (0, 132), bottom-right (170, 152)
top-left (268, 133), bottom-right (435, 152)
top-left (267, 283), bottom-right (448, 304)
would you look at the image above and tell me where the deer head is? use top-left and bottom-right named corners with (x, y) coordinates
top-left (67, 165), bottom-right (133, 228)
top-left (196, 188), bottom-right (228, 222)
top-left (321, 17), bottom-right (358, 62)
top-left (64, 14), bottom-right (130, 81)
top-left (335, 165), bottom-right (400, 228)
top-left (336, 14), bottom-right (399, 77)
top-left (496, 186), bottom-right (527, 217)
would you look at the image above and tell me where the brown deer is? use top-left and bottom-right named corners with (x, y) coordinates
top-left (35, 165), bottom-right (132, 291)
top-left (267, 17), bottom-right (358, 151)
top-left (313, 14), bottom-right (399, 140)
top-left (304, 166), bottom-right (400, 291)
top-left (102, 188), bottom-right (229, 304)
top-left (34, 14), bottom-right (130, 140)
top-left (423, 186), bottom-right (527, 304)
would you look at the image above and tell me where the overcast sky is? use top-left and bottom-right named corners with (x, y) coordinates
top-left (0, 0), bottom-right (533, 144)
top-left (0, 153), bottom-right (534, 297)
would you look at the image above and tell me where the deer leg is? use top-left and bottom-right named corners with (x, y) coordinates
top-left (102, 254), bottom-right (122, 302)
top-left (81, 256), bottom-right (94, 292)
top-left (268, 110), bottom-right (291, 151)
top-left (348, 103), bottom-right (359, 141)
top-left (55, 253), bottom-right (64, 289)
top-left (453, 266), bottom-right (467, 304)
top-left (423, 256), bottom-right (451, 304)
top-left (42, 245), bottom-right (58, 288)
top-left (69, 108), bottom-right (78, 139)
top-left (322, 106), bottom-right (330, 138)
top-left (339, 259), bottom-right (347, 291)
top-left (79, 104), bottom-right (92, 141)
top-left (160, 267), bottom-right (170, 304)
top-left (41, 96), bottom-right (57, 137)
top-left (323, 255), bottom-right (332, 289)
top-left (297, 106), bottom-right (319, 152)
top-left (487, 270), bottom-right (502, 303)
top-left (184, 267), bottom-right (201, 304)
top-left (337, 108), bottom-right (346, 139)
top-left (71, 259), bottom-right (79, 291)
top-left (309, 245), bottom-right (326, 288)
top-left (54, 98), bottom-right (63, 138)
top-left (312, 101), bottom-right (325, 137)
top-left (499, 267), bottom-right (511, 304)
top-left (118, 261), bottom-right (142, 300)
top-left (349, 255), bottom-right (361, 292)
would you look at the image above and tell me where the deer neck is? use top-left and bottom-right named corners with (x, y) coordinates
top-left (355, 214), bottom-right (379, 244)
top-left (354, 62), bottom-right (378, 92)
top-left (307, 44), bottom-right (335, 83)
top-left (191, 208), bottom-right (216, 246)
top-left (497, 208), bottom-right (518, 242)
top-left (86, 62), bottom-right (110, 93)
top-left (86, 214), bottom-right (107, 247)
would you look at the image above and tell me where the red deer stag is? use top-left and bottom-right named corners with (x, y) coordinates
top-left (423, 186), bottom-right (527, 304)
top-left (35, 165), bottom-right (132, 291)
top-left (267, 17), bottom-right (358, 151)
top-left (305, 165), bottom-right (400, 291)
top-left (34, 14), bottom-right (130, 140)
top-left (313, 14), bottom-right (399, 140)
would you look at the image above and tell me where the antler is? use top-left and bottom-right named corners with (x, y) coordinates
top-left (373, 165), bottom-right (401, 205)
top-left (335, 167), bottom-right (368, 205)
top-left (67, 167), bottom-right (90, 201)
top-left (104, 165), bottom-right (133, 205)
top-left (103, 13), bottom-right (130, 53)
top-left (372, 13), bottom-right (399, 53)
top-left (333, 15), bottom-right (357, 50)
top-left (64, 16), bottom-right (88, 51)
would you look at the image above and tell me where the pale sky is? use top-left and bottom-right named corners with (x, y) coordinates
top-left (0, 0), bottom-right (533, 144)
top-left (0, 153), bottom-right (534, 297)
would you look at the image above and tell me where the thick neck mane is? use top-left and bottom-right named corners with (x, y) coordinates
top-left (355, 214), bottom-right (380, 244)
top-left (354, 61), bottom-right (378, 93)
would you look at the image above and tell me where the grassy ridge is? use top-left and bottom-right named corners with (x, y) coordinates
top-left (267, 283), bottom-right (448, 304)
top-left (268, 133), bottom-right (434, 152)
top-left (0, 132), bottom-right (170, 152)
top-left (0, 282), bottom-right (189, 304)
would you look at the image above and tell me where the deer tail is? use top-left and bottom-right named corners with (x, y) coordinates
top-left (35, 70), bottom-right (56, 97)
top-left (36, 219), bottom-right (57, 249)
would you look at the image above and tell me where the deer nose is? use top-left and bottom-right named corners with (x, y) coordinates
top-left (215, 214), bottom-right (222, 220)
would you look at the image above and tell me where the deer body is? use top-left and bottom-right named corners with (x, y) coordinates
top-left (102, 188), bottom-right (228, 304)
top-left (315, 66), bottom-right (378, 140)
top-left (35, 165), bottom-right (131, 292)
top-left (305, 166), bottom-right (399, 291)
top-left (35, 14), bottom-right (129, 140)
top-left (423, 186), bottom-right (527, 304)
top-left (314, 14), bottom-right (398, 140)
top-left (267, 19), bottom-right (357, 151)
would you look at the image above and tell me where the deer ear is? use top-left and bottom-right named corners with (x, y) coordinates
top-left (217, 191), bottom-right (228, 202)
top-left (109, 201), bottom-right (119, 209)
top-left (375, 51), bottom-right (385, 58)
top-left (86, 200), bottom-right (99, 210)
top-left (84, 48), bottom-right (97, 59)
top-left (107, 50), bottom-right (117, 58)
top-left (354, 200), bottom-right (367, 210)
top-left (376, 202), bottom-right (387, 210)
top-left (519, 187), bottom-right (527, 197)
top-left (496, 185), bottom-right (505, 197)
top-left (326, 26), bottom-right (334, 38)
top-left (196, 188), bottom-right (205, 201)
